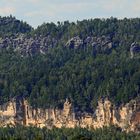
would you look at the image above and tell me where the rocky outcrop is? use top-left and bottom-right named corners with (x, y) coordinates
top-left (65, 36), bottom-right (83, 49)
top-left (130, 42), bottom-right (140, 58)
top-left (65, 36), bottom-right (114, 53)
top-left (0, 97), bottom-right (140, 132)
top-left (0, 34), bottom-right (115, 56)
top-left (0, 34), bottom-right (58, 56)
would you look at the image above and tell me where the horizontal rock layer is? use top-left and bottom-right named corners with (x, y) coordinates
top-left (0, 97), bottom-right (140, 132)
top-left (0, 35), bottom-right (114, 56)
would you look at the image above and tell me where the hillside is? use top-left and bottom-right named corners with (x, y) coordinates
top-left (0, 16), bottom-right (140, 113)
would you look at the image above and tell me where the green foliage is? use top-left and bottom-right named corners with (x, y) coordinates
top-left (0, 46), bottom-right (140, 111)
top-left (0, 15), bottom-right (32, 37)
top-left (0, 17), bottom-right (140, 111)
top-left (32, 17), bottom-right (140, 47)
top-left (0, 15), bottom-right (140, 140)
top-left (0, 126), bottom-right (139, 140)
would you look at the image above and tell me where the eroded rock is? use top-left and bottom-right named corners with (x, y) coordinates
top-left (65, 36), bottom-right (114, 53)
top-left (0, 34), bottom-right (58, 56)
top-left (130, 42), bottom-right (140, 58)
top-left (0, 97), bottom-right (140, 132)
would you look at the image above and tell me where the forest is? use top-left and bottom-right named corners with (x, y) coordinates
top-left (0, 16), bottom-right (140, 111)
top-left (0, 16), bottom-right (140, 139)
top-left (0, 126), bottom-right (140, 140)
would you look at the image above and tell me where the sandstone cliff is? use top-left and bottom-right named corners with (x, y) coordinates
top-left (0, 34), bottom-right (115, 56)
top-left (0, 97), bottom-right (140, 132)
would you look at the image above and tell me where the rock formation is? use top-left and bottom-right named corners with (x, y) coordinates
top-left (0, 34), bottom-right (115, 56)
top-left (130, 42), bottom-right (140, 58)
top-left (0, 97), bottom-right (140, 132)
top-left (65, 36), bottom-right (83, 49)
top-left (0, 34), bottom-right (58, 56)
top-left (65, 36), bottom-right (114, 53)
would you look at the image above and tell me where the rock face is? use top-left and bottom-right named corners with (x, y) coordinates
top-left (65, 36), bottom-right (114, 53)
top-left (130, 42), bottom-right (140, 58)
top-left (0, 34), bottom-right (115, 56)
top-left (0, 34), bottom-right (58, 56)
top-left (0, 97), bottom-right (140, 132)
top-left (65, 36), bottom-right (83, 49)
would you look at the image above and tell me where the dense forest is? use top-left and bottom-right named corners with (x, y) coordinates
top-left (0, 15), bottom-right (32, 37)
top-left (0, 126), bottom-right (140, 140)
top-left (0, 16), bottom-right (140, 112)
top-left (0, 15), bottom-right (140, 139)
